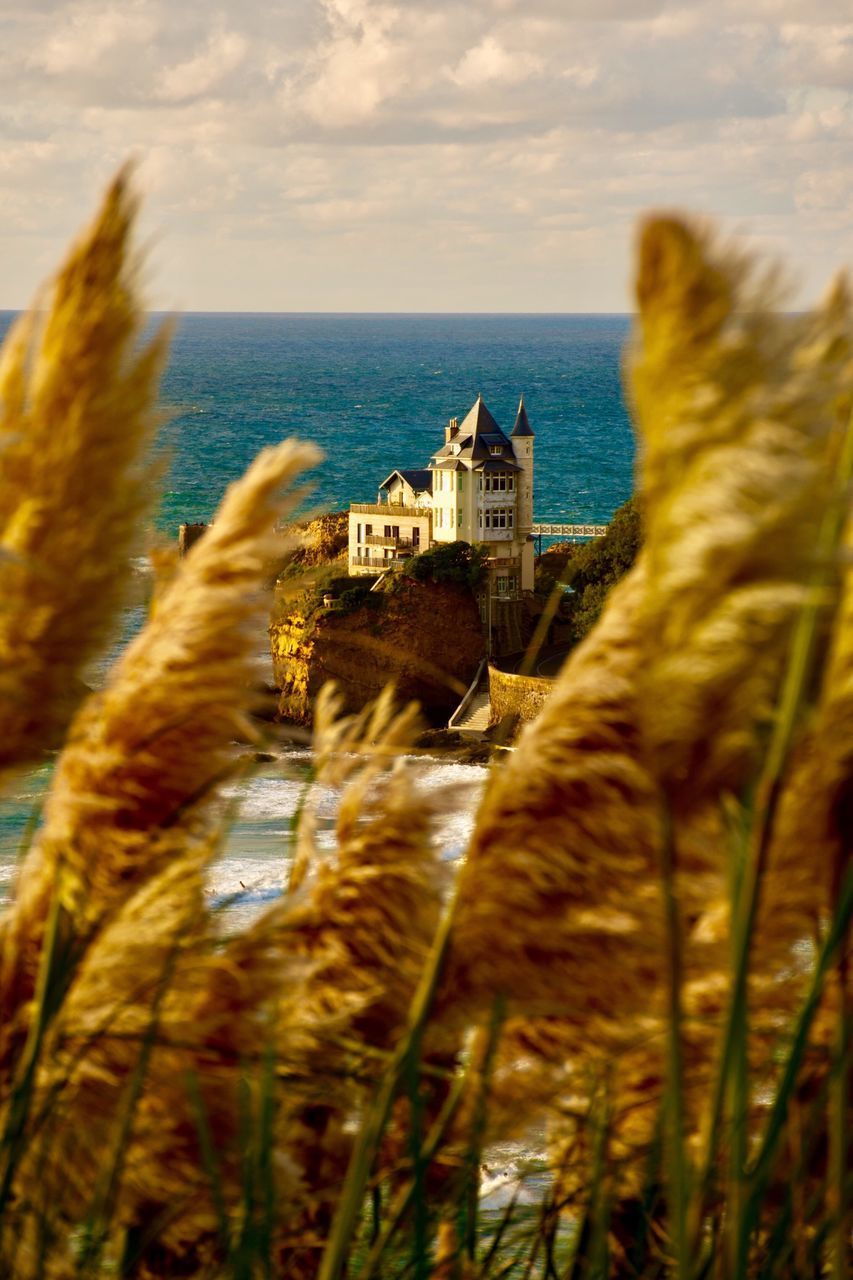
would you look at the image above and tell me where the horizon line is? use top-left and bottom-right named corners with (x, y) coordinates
top-left (0, 306), bottom-right (632, 318)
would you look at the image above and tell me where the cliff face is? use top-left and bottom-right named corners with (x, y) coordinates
top-left (271, 577), bottom-right (484, 725)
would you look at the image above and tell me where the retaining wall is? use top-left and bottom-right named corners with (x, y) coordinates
top-left (488, 665), bottom-right (552, 727)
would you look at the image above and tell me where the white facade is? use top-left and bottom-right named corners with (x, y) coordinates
top-left (348, 396), bottom-right (535, 591)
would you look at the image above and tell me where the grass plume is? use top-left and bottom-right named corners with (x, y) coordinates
top-left (1, 180), bottom-right (852, 1278)
top-left (0, 167), bottom-right (168, 773)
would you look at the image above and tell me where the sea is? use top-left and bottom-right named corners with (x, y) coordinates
top-left (0, 310), bottom-right (635, 1205)
top-left (0, 310), bottom-right (635, 896)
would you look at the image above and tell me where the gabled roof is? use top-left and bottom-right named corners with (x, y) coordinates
top-left (511, 394), bottom-right (534, 438)
top-left (432, 395), bottom-right (515, 465)
top-left (379, 467), bottom-right (433, 493)
top-left (476, 457), bottom-right (522, 472)
top-left (398, 468), bottom-right (432, 492)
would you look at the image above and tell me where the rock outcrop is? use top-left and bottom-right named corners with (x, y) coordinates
top-left (270, 576), bottom-right (484, 725)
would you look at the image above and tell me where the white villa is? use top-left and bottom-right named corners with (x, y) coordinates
top-left (348, 394), bottom-right (535, 597)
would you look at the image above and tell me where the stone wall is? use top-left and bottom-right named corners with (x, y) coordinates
top-left (488, 665), bottom-right (552, 727)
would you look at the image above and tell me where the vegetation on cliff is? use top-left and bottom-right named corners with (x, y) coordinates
top-left (402, 539), bottom-right (488, 588)
top-left (286, 508), bottom-right (348, 569)
top-left (1, 175), bottom-right (851, 1280)
top-left (536, 496), bottom-right (641, 642)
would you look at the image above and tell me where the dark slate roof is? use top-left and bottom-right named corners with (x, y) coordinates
top-left (475, 457), bottom-right (522, 472)
top-left (431, 395), bottom-right (516, 465)
top-left (511, 394), bottom-right (534, 438)
top-left (398, 468), bottom-right (433, 492)
top-left (378, 467), bottom-right (433, 493)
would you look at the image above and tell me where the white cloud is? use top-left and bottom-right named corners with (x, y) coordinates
top-left (155, 28), bottom-right (248, 103)
top-left (450, 36), bottom-right (542, 88)
top-left (0, 0), bottom-right (852, 308)
top-left (31, 3), bottom-right (160, 75)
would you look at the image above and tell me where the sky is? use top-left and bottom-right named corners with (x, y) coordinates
top-left (1, 0), bottom-right (852, 312)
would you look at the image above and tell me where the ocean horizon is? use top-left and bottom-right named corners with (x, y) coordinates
top-left (0, 310), bottom-right (636, 534)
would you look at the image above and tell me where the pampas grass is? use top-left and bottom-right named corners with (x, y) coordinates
top-left (0, 168), bottom-right (168, 773)
top-left (0, 177), bottom-right (851, 1278)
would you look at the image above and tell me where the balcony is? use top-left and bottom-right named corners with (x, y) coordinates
top-left (365, 533), bottom-right (416, 549)
top-left (351, 555), bottom-right (394, 569)
top-left (351, 502), bottom-right (425, 518)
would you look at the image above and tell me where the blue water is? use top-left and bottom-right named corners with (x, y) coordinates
top-left (0, 311), bottom-right (635, 526)
top-left (155, 313), bottom-right (634, 529)
top-left (0, 312), bottom-right (634, 895)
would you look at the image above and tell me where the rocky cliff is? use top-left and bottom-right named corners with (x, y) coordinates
top-left (271, 576), bottom-right (484, 725)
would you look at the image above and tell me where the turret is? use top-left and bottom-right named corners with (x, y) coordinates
top-left (511, 394), bottom-right (534, 538)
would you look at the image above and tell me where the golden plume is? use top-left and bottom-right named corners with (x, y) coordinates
top-left (628, 217), bottom-right (853, 803)
top-left (438, 217), bottom-right (853, 1224)
top-left (0, 168), bottom-right (168, 771)
top-left (0, 436), bottom-right (320, 1079)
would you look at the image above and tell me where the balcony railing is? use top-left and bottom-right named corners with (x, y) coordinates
top-left (352, 554), bottom-right (405, 568)
top-left (351, 502), bottom-right (426, 518)
top-left (365, 533), bottom-right (416, 549)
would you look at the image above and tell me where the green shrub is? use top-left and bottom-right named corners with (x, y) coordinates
top-left (403, 540), bottom-right (488, 588)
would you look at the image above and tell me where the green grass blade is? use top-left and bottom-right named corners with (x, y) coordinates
top-left (737, 863), bottom-right (853, 1267)
top-left (318, 884), bottom-right (460, 1280)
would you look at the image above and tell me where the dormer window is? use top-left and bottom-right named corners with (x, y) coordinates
top-left (489, 445), bottom-right (503, 455)
top-left (451, 443), bottom-right (460, 456)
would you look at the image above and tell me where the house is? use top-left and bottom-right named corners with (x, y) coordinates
top-left (347, 394), bottom-right (535, 597)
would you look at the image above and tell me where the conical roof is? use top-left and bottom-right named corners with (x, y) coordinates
top-left (511, 394), bottom-right (534, 437)
top-left (431, 394), bottom-right (513, 464)
top-left (458, 392), bottom-right (502, 439)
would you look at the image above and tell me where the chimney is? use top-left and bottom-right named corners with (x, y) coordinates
top-left (444, 416), bottom-right (459, 444)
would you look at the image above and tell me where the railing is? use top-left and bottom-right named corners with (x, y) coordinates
top-left (351, 502), bottom-right (425, 518)
top-left (365, 533), bottom-right (415, 549)
top-left (531, 522), bottom-right (608, 538)
top-left (448, 658), bottom-right (487, 730)
top-left (352, 555), bottom-right (398, 568)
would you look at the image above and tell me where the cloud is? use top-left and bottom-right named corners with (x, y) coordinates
top-left (450, 36), bottom-right (543, 88)
top-left (0, 0), bottom-right (851, 309)
top-left (155, 28), bottom-right (248, 103)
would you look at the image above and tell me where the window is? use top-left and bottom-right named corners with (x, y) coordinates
top-left (485, 507), bottom-right (514, 530)
top-left (413, 527), bottom-right (420, 548)
top-left (489, 445), bottom-right (503, 456)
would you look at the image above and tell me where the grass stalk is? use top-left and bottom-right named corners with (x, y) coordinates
top-left (73, 930), bottom-right (184, 1275)
top-left (459, 998), bottom-right (505, 1264)
top-left (0, 884), bottom-right (76, 1235)
top-left (736, 863), bottom-right (853, 1267)
top-left (318, 883), bottom-right (461, 1280)
top-left (357, 1069), bottom-right (469, 1280)
top-left (660, 804), bottom-right (690, 1275)
top-left (689, 406), bottom-right (853, 1272)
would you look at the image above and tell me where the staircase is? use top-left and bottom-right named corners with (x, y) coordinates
top-left (448, 660), bottom-right (491, 738)
top-left (454, 689), bottom-right (491, 735)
